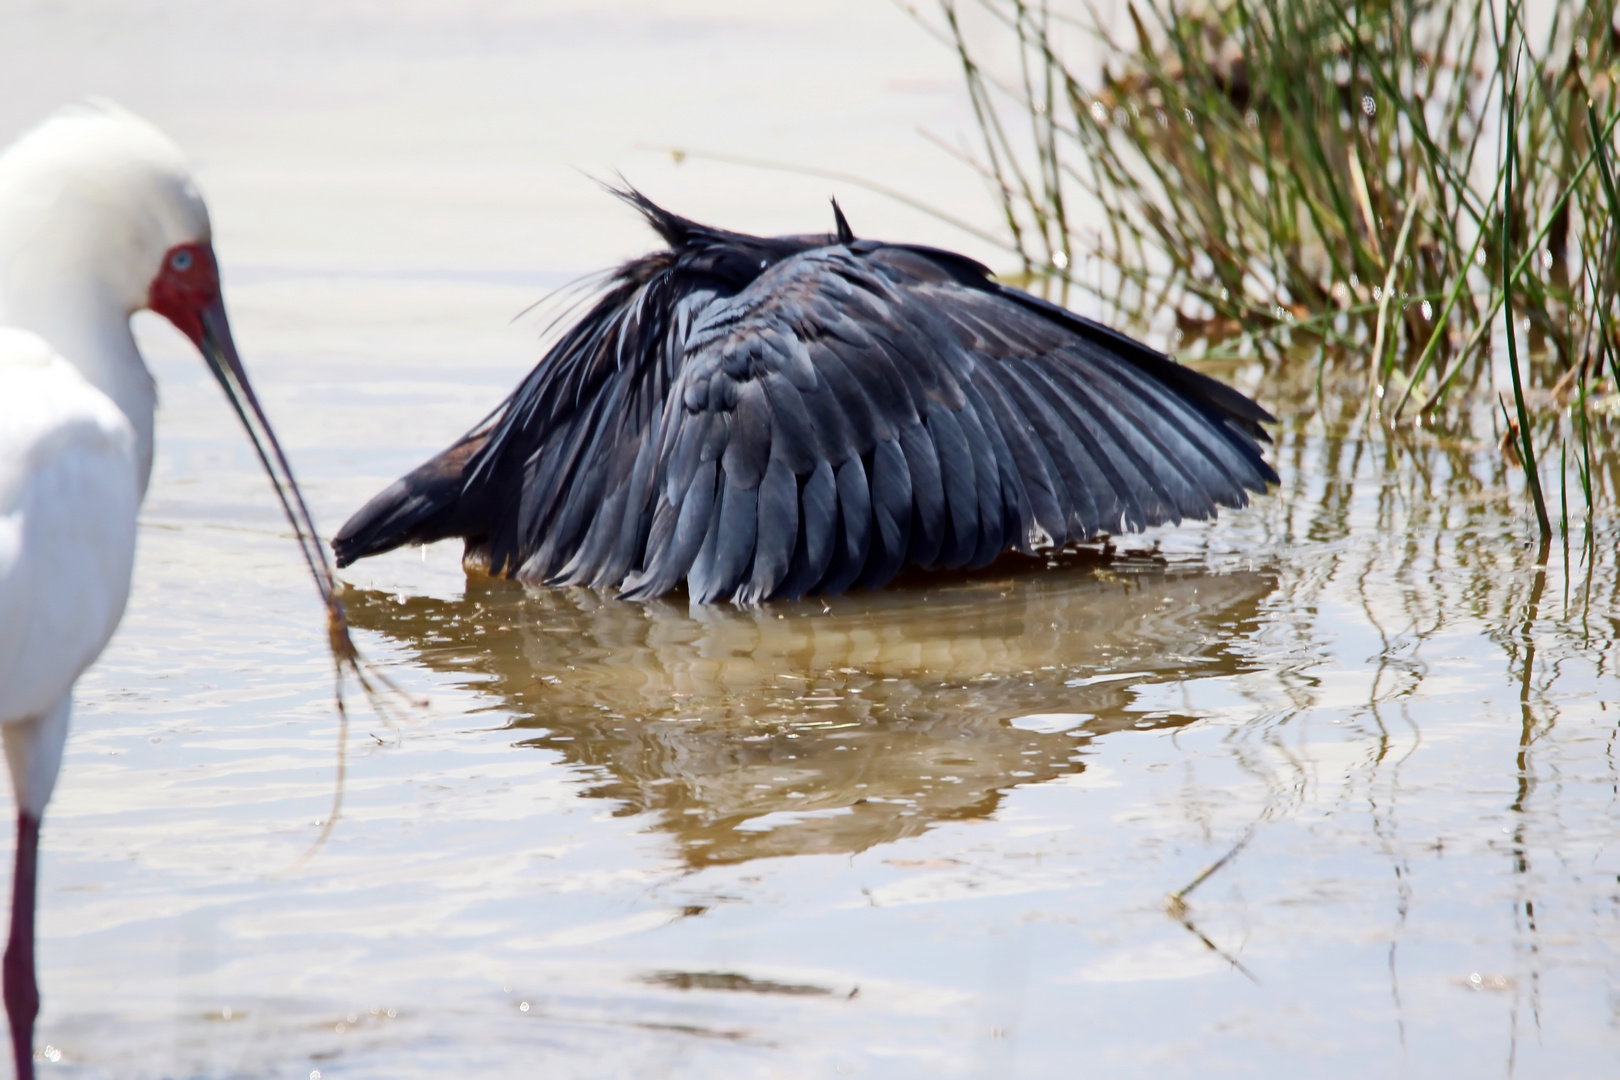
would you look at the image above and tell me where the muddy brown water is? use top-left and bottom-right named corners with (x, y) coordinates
top-left (6, 3), bottom-right (1620, 1077)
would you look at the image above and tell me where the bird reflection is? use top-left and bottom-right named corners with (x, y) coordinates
top-left (345, 552), bottom-right (1276, 867)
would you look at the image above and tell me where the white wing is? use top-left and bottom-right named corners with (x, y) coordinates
top-left (0, 328), bottom-right (140, 724)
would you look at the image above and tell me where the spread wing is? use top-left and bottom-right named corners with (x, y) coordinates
top-left (606, 244), bottom-right (1275, 604)
top-left (333, 200), bottom-right (1277, 605)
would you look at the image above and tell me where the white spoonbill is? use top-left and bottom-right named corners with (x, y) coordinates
top-left (0, 103), bottom-right (357, 1079)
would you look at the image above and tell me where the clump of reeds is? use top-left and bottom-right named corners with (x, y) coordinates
top-left (915, 0), bottom-right (1620, 536)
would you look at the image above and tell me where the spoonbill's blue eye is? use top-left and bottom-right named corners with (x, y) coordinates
top-left (169, 250), bottom-right (193, 272)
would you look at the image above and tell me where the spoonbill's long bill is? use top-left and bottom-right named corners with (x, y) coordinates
top-left (334, 191), bottom-right (1277, 603)
top-left (0, 104), bottom-right (350, 1079)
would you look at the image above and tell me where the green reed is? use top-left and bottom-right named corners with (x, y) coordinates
top-left (913, 0), bottom-right (1620, 521)
top-left (1501, 67), bottom-right (1550, 540)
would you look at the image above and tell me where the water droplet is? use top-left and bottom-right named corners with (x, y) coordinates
top-left (386, 1007), bottom-right (397, 1018)
top-left (42, 1046), bottom-right (61, 1063)
top-left (311, 1072), bottom-right (322, 1080)
top-left (1051, 250), bottom-right (1069, 270)
top-left (1421, 300), bottom-right (1433, 321)
top-left (1089, 100), bottom-right (1107, 124)
top-left (1361, 94), bottom-right (1376, 116)
top-left (519, 1001), bottom-right (530, 1012)
top-left (346, 1013), bottom-right (357, 1024)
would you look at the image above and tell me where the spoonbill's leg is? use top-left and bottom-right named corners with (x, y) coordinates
top-left (2, 697), bottom-right (68, 1080)
top-left (3, 809), bottom-right (38, 1080)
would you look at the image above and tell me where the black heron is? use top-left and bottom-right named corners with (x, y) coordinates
top-left (333, 192), bottom-right (1276, 604)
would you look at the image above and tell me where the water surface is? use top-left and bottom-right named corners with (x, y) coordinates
top-left (5, 3), bottom-right (1619, 1077)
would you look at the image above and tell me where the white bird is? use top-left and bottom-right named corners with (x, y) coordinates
top-left (0, 103), bottom-right (349, 1079)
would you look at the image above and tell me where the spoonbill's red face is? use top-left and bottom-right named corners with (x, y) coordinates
top-left (145, 239), bottom-right (253, 437)
top-left (147, 241), bottom-right (220, 348)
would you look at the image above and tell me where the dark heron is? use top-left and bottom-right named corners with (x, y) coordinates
top-left (333, 191), bottom-right (1276, 604)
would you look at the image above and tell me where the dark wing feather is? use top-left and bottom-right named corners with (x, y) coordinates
top-left (924, 406), bottom-right (981, 569)
top-left (897, 422), bottom-right (945, 568)
top-left (818, 454), bottom-right (872, 597)
top-left (615, 243), bottom-right (1274, 603)
top-left (701, 475), bottom-right (758, 603)
top-left (859, 436), bottom-right (913, 589)
top-left (744, 457), bottom-right (799, 604)
top-left (949, 385), bottom-right (1016, 567)
top-left (778, 459), bottom-right (837, 600)
top-left (335, 193), bottom-right (1276, 605)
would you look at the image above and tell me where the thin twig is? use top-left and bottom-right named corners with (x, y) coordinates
top-left (1164, 824), bottom-right (1256, 913)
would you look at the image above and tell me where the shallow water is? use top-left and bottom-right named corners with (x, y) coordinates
top-left (7, 3), bottom-right (1620, 1077)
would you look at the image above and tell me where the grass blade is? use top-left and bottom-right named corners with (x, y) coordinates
top-left (1501, 69), bottom-right (1551, 541)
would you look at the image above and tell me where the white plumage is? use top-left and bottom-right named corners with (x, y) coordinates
top-left (0, 102), bottom-right (332, 1080)
top-left (0, 330), bottom-right (139, 816)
